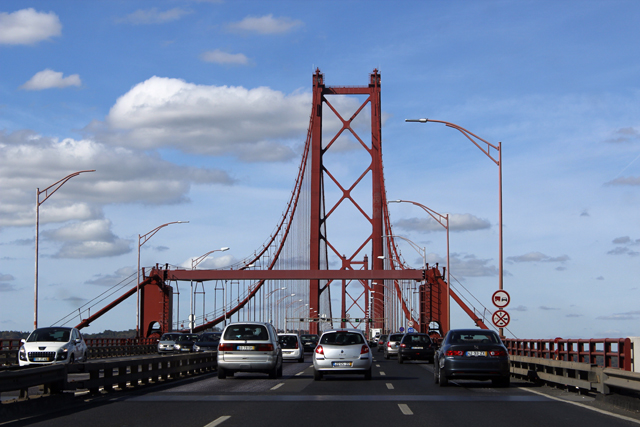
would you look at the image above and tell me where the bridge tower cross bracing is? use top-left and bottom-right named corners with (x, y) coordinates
top-left (308, 69), bottom-right (385, 334)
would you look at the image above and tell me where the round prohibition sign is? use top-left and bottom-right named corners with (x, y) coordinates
top-left (492, 290), bottom-right (510, 308)
top-left (492, 309), bottom-right (510, 328)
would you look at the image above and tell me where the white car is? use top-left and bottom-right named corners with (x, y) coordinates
top-left (313, 329), bottom-right (372, 380)
top-left (19, 327), bottom-right (88, 367)
top-left (278, 333), bottom-right (305, 362)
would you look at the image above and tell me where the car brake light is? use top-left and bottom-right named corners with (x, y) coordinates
top-left (295, 341), bottom-right (299, 349)
top-left (257, 344), bottom-right (274, 351)
top-left (387, 342), bottom-right (391, 347)
top-left (400, 343), bottom-right (406, 348)
top-left (315, 345), bottom-right (324, 355)
top-left (219, 343), bottom-right (234, 351)
top-left (489, 350), bottom-right (507, 357)
top-left (360, 344), bottom-right (369, 354)
top-left (445, 350), bottom-right (464, 356)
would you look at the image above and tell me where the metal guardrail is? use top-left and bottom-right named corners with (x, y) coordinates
top-left (1, 338), bottom-right (159, 367)
top-left (504, 338), bottom-right (632, 371)
top-left (510, 355), bottom-right (640, 395)
top-left (0, 352), bottom-right (216, 401)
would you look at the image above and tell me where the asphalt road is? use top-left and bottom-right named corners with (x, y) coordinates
top-left (5, 352), bottom-right (640, 427)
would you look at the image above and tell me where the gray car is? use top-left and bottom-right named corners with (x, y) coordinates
top-left (384, 333), bottom-right (405, 359)
top-left (313, 329), bottom-right (372, 380)
top-left (217, 322), bottom-right (283, 379)
top-left (157, 333), bottom-right (183, 354)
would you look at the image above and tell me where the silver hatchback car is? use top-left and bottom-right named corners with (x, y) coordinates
top-left (217, 322), bottom-right (283, 379)
top-left (384, 333), bottom-right (405, 359)
top-left (313, 329), bottom-right (372, 380)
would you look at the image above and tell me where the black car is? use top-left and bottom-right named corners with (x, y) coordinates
top-left (397, 333), bottom-right (435, 363)
top-left (300, 334), bottom-right (319, 352)
top-left (194, 332), bottom-right (221, 353)
top-left (434, 329), bottom-right (510, 387)
top-left (174, 333), bottom-right (200, 352)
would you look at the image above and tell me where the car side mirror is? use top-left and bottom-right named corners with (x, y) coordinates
top-left (20, 339), bottom-right (26, 345)
top-left (75, 338), bottom-right (81, 344)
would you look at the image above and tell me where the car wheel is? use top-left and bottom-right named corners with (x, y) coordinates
top-left (277, 363), bottom-right (283, 378)
top-left (69, 354), bottom-right (75, 364)
top-left (83, 351), bottom-right (89, 362)
top-left (493, 376), bottom-right (510, 387)
top-left (398, 354), bottom-right (403, 364)
top-left (298, 354), bottom-right (305, 363)
top-left (364, 368), bottom-right (372, 380)
top-left (217, 367), bottom-right (227, 379)
top-left (313, 369), bottom-right (323, 381)
top-left (384, 352), bottom-right (389, 360)
top-left (269, 365), bottom-right (278, 379)
top-left (439, 366), bottom-right (448, 387)
top-left (434, 363), bottom-right (439, 384)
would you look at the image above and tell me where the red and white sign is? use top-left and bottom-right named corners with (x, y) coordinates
top-left (492, 310), bottom-right (510, 328)
top-left (492, 290), bottom-right (510, 308)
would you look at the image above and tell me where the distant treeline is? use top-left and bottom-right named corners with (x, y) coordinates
top-left (0, 329), bottom-right (137, 340)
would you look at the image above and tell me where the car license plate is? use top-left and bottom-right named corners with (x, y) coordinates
top-left (332, 361), bottom-right (353, 367)
top-left (466, 351), bottom-right (487, 357)
top-left (237, 345), bottom-right (255, 351)
top-left (34, 357), bottom-right (49, 362)
top-left (413, 346), bottom-right (423, 349)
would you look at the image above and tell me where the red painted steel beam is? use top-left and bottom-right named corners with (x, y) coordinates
top-left (166, 269), bottom-right (423, 282)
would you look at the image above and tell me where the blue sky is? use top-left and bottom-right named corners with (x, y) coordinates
top-left (1, 1), bottom-right (639, 339)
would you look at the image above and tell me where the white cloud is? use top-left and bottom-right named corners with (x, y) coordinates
top-left (54, 238), bottom-right (131, 259)
top-left (428, 252), bottom-right (498, 278)
top-left (43, 219), bottom-right (131, 259)
top-left (0, 8), bottom-right (61, 45)
top-left (0, 273), bottom-right (15, 281)
top-left (85, 267), bottom-right (136, 286)
top-left (200, 49), bottom-right (250, 65)
top-left (0, 130), bottom-right (235, 227)
top-left (395, 213), bottom-right (490, 233)
top-left (117, 8), bottom-right (191, 25)
top-left (507, 252), bottom-right (570, 263)
top-left (227, 14), bottom-right (302, 35)
top-left (605, 176), bottom-right (640, 186)
top-left (95, 76), bottom-right (310, 160)
top-left (20, 69), bottom-right (81, 90)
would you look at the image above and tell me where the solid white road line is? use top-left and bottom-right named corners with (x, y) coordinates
top-left (386, 383), bottom-right (394, 390)
top-left (270, 383), bottom-right (284, 390)
top-left (204, 415), bottom-right (231, 427)
top-left (520, 387), bottom-right (640, 425)
top-left (398, 404), bottom-right (413, 415)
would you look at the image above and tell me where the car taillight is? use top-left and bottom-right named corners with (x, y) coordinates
top-left (315, 345), bottom-right (324, 355)
top-left (218, 343), bottom-right (234, 351)
top-left (489, 350), bottom-right (507, 357)
top-left (400, 343), bottom-right (406, 348)
top-left (257, 344), bottom-right (274, 351)
top-left (295, 341), bottom-right (299, 349)
top-left (360, 345), bottom-right (369, 354)
top-left (387, 342), bottom-right (392, 347)
top-left (445, 350), bottom-right (464, 356)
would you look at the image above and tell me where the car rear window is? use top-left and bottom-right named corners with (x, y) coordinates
top-left (200, 333), bottom-right (220, 341)
top-left (279, 335), bottom-right (299, 349)
top-left (300, 335), bottom-right (318, 342)
top-left (161, 334), bottom-right (181, 341)
top-left (389, 334), bottom-right (404, 341)
top-left (402, 334), bottom-right (431, 344)
top-left (223, 325), bottom-right (270, 341)
top-left (449, 332), bottom-right (499, 344)
top-left (319, 332), bottom-right (365, 345)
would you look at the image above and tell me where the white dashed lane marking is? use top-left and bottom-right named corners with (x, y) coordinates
top-left (204, 415), bottom-right (231, 427)
top-left (386, 383), bottom-right (394, 390)
top-left (398, 404), bottom-right (413, 415)
top-left (270, 383), bottom-right (284, 390)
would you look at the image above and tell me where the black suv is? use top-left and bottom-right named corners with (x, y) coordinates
top-left (397, 333), bottom-right (435, 363)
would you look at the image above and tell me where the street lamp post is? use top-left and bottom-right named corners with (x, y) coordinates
top-left (265, 287), bottom-right (287, 324)
top-left (34, 169), bottom-right (95, 330)
top-left (275, 293), bottom-right (295, 331)
top-left (406, 118), bottom-right (502, 333)
top-left (137, 221), bottom-right (188, 337)
top-left (284, 299), bottom-right (303, 332)
top-left (387, 200), bottom-right (450, 332)
top-left (382, 233), bottom-right (426, 330)
top-left (190, 247), bottom-right (229, 333)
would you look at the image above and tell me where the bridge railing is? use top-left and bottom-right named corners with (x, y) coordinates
top-left (504, 338), bottom-right (632, 371)
top-left (1, 338), bottom-right (159, 367)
